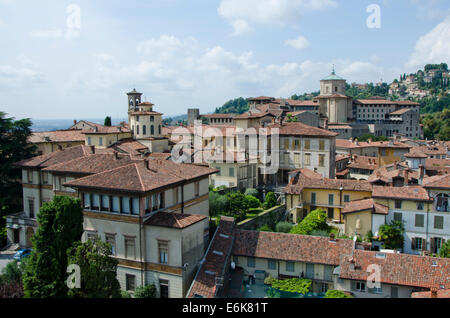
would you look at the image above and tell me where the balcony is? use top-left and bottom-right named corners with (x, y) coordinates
top-left (6, 212), bottom-right (38, 228)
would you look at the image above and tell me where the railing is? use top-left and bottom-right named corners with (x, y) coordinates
top-left (6, 212), bottom-right (37, 227)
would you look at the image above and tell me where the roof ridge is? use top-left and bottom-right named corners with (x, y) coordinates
top-left (135, 162), bottom-right (146, 192)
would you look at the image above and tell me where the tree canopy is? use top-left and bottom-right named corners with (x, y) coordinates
top-left (23, 196), bottom-right (84, 298)
top-left (104, 116), bottom-right (112, 126)
top-left (290, 209), bottom-right (330, 235)
top-left (378, 220), bottom-right (405, 250)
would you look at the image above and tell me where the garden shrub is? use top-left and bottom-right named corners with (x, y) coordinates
top-left (244, 188), bottom-right (259, 198)
top-left (271, 278), bottom-right (311, 295)
top-left (245, 195), bottom-right (261, 209)
top-left (258, 224), bottom-right (274, 232)
top-left (134, 284), bottom-right (157, 298)
top-left (290, 209), bottom-right (330, 235)
top-left (324, 290), bottom-right (353, 298)
top-left (275, 222), bottom-right (293, 233)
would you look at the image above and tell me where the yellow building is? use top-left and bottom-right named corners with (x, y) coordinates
top-left (29, 129), bottom-right (86, 155)
top-left (284, 169), bottom-right (372, 223)
top-left (342, 198), bottom-right (388, 238)
top-left (83, 125), bottom-right (132, 148)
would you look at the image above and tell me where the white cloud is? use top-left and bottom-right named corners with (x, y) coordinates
top-left (31, 29), bottom-right (64, 39)
top-left (218, 0), bottom-right (337, 35)
top-left (0, 56), bottom-right (44, 86)
top-left (285, 35), bottom-right (310, 49)
top-left (407, 15), bottom-right (450, 68)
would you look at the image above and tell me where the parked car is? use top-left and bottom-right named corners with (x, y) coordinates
top-left (13, 248), bottom-right (32, 261)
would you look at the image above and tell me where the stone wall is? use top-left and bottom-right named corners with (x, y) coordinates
top-left (237, 205), bottom-right (286, 230)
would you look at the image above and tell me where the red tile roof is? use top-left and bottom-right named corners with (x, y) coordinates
top-left (284, 168), bottom-right (372, 194)
top-left (339, 249), bottom-right (450, 290)
top-left (372, 185), bottom-right (431, 201)
top-left (201, 114), bottom-right (237, 118)
top-left (145, 212), bottom-right (207, 229)
top-left (188, 217), bottom-right (235, 298)
top-left (64, 159), bottom-right (217, 193)
top-left (110, 138), bottom-right (148, 155)
top-left (268, 122), bottom-right (338, 137)
top-left (347, 155), bottom-right (379, 170)
top-left (41, 153), bottom-right (138, 175)
top-left (15, 145), bottom-right (113, 169)
top-left (422, 174), bottom-right (450, 189)
top-left (412, 289), bottom-right (450, 298)
top-left (28, 129), bottom-right (85, 143)
top-left (404, 148), bottom-right (428, 158)
top-left (389, 108), bottom-right (413, 115)
top-left (82, 125), bottom-right (130, 135)
top-left (342, 198), bottom-right (388, 215)
top-left (232, 230), bottom-right (354, 266)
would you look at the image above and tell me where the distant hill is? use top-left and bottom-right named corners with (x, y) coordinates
top-left (214, 97), bottom-right (249, 114)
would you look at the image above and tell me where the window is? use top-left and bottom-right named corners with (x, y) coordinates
top-left (284, 138), bottom-right (289, 149)
top-left (125, 237), bottom-right (136, 260)
top-left (28, 198), bottom-right (35, 219)
top-left (368, 286), bottom-right (383, 294)
top-left (136, 125), bottom-right (139, 135)
top-left (304, 139), bottom-right (310, 150)
top-left (328, 194), bottom-right (334, 206)
top-left (101, 195), bottom-right (110, 211)
top-left (105, 234), bottom-right (116, 256)
top-left (173, 187), bottom-right (179, 204)
top-left (415, 214), bottom-right (424, 227)
top-left (112, 196), bottom-right (120, 213)
top-left (304, 153), bottom-right (311, 166)
top-left (87, 136), bottom-right (91, 145)
top-left (91, 194), bottom-right (100, 210)
top-left (27, 170), bottom-right (33, 183)
top-left (150, 116), bottom-right (154, 122)
top-left (321, 283), bottom-right (328, 293)
top-left (294, 139), bottom-right (300, 150)
top-left (394, 200), bottom-right (402, 209)
top-left (434, 216), bottom-right (444, 229)
top-left (84, 193), bottom-right (90, 209)
top-left (327, 208), bottom-right (334, 219)
top-left (391, 287), bottom-right (398, 298)
top-left (194, 182), bottom-right (200, 197)
top-left (126, 274), bottom-right (136, 292)
top-left (42, 172), bottom-right (49, 184)
top-left (286, 261), bottom-right (295, 272)
top-left (158, 241), bottom-right (169, 264)
top-left (268, 259), bottom-right (276, 270)
top-left (99, 137), bottom-right (103, 146)
top-left (294, 153), bottom-right (300, 165)
top-left (417, 202), bottom-right (424, 210)
top-left (159, 279), bottom-right (169, 298)
top-left (352, 281), bottom-right (366, 292)
top-left (319, 154), bottom-right (325, 167)
top-left (229, 168), bottom-right (235, 177)
top-left (393, 212), bottom-right (402, 222)
top-left (344, 195), bottom-right (350, 203)
top-left (306, 263), bottom-right (314, 279)
top-left (413, 237), bottom-right (424, 250)
top-left (319, 140), bottom-right (325, 150)
top-left (151, 125), bottom-right (154, 135)
top-left (121, 197), bottom-right (131, 214)
top-left (142, 125), bottom-right (146, 135)
top-left (311, 193), bottom-right (316, 205)
top-left (247, 257), bottom-right (255, 268)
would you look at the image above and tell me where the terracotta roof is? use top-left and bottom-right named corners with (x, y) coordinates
top-left (336, 154), bottom-right (351, 162)
top-left (138, 101), bottom-right (154, 106)
top-left (328, 125), bottom-right (352, 129)
top-left (232, 230), bottom-right (354, 266)
top-left (316, 94), bottom-right (349, 99)
top-left (188, 217), bottom-right (235, 298)
top-left (284, 169), bottom-right (372, 194)
top-left (233, 111), bottom-right (276, 119)
top-left (28, 130), bottom-right (85, 143)
top-left (128, 111), bottom-right (162, 116)
top-left (372, 185), bottom-right (431, 201)
top-left (280, 99), bottom-right (319, 107)
top-left (342, 198), bottom-right (388, 215)
top-left (347, 155), bottom-right (379, 170)
top-left (268, 122), bottom-right (338, 137)
top-left (422, 174), bottom-right (450, 189)
top-left (248, 96), bottom-right (274, 101)
top-left (425, 158), bottom-right (450, 172)
top-left (389, 108), bottom-right (413, 115)
top-left (419, 145), bottom-right (447, 155)
top-left (368, 162), bottom-right (418, 184)
top-left (82, 125), bottom-right (130, 135)
top-left (355, 99), bottom-right (395, 105)
top-left (147, 152), bottom-right (172, 160)
top-left (404, 148), bottom-right (428, 158)
top-left (41, 153), bottom-right (138, 175)
top-left (64, 159), bottom-right (217, 193)
top-left (395, 100), bottom-right (420, 105)
top-left (339, 249), bottom-right (450, 290)
top-left (110, 138), bottom-right (148, 155)
top-left (145, 212), bottom-right (207, 229)
top-left (15, 145), bottom-right (113, 169)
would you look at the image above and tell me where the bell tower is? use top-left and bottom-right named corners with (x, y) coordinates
top-left (127, 88), bottom-right (142, 112)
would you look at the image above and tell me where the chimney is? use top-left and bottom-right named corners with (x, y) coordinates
top-left (73, 120), bottom-right (77, 125)
top-left (419, 164), bottom-right (425, 185)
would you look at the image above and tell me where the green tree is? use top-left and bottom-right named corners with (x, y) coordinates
top-left (275, 221), bottom-right (293, 233)
top-left (438, 240), bottom-right (450, 258)
top-left (226, 191), bottom-right (249, 220)
top-left (258, 224), bottom-right (274, 232)
top-left (245, 195), bottom-right (261, 209)
top-left (66, 238), bottom-right (121, 298)
top-left (134, 284), bottom-right (157, 298)
top-left (104, 116), bottom-right (112, 126)
top-left (0, 112), bottom-right (36, 246)
top-left (23, 196), bottom-right (84, 298)
top-left (244, 188), bottom-right (259, 198)
top-left (378, 220), bottom-right (405, 250)
top-left (324, 290), bottom-right (353, 298)
top-left (0, 260), bottom-right (26, 284)
top-left (263, 192), bottom-right (277, 210)
top-left (290, 209), bottom-right (330, 235)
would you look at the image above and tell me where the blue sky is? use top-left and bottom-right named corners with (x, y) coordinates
top-left (0, 0), bottom-right (449, 120)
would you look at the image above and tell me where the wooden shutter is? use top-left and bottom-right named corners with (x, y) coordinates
top-left (411, 237), bottom-right (416, 250)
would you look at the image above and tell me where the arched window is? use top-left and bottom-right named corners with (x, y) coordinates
top-left (150, 125), bottom-right (154, 135)
top-left (136, 125), bottom-right (139, 135)
top-left (158, 125), bottom-right (161, 135)
top-left (143, 125), bottom-right (146, 135)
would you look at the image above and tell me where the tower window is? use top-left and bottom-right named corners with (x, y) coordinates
top-left (150, 116), bottom-right (154, 122)
top-left (151, 125), bottom-right (154, 135)
top-left (136, 125), bottom-right (139, 135)
top-left (143, 125), bottom-right (146, 135)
